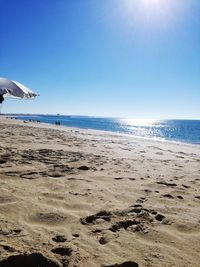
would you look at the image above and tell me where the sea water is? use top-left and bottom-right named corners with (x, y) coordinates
top-left (13, 115), bottom-right (200, 145)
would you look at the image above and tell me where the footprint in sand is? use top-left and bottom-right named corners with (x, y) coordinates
top-left (156, 181), bottom-right (177, 187)
top-left (99, 231), bottom-right (117, 245)
top-left (144, 189), bottom-right (152, 193)
top-left (102, 261), bottom-right (139, 267)
top-left (156, 152), bottom-right (163, 155)
top-left (52, 235), bottom-right (67, 243)
top-left (154, 214), bottom-right (166, 222)
top-left (81, 203), bottom-right (168, 244)
top-left (80, 210), bottom-right (112, 225)
top-left (77, 165), bottom-right (90, 170)
top-left (109, 220), bottom-right (140, 232)
top-left (136, 197), bottom-right (147, 204)
top-left (51, 247), bottom-right (72, 256)
top-left (177, 195), bottom-right (184, 199)
top-left (0, 195), bottom-right (18, 204)
top-left (1, 244), bottom-right (15, 252)
top-left (30, 212), bottom-right (66, 225)
top-left (182, 184), bottom-right (190, 189)
top-left (0, 253), bottom-right (59, 267)
top-left (161, 194), bottom-right (174, 199)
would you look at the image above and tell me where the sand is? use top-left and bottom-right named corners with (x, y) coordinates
top-left (0, 117), bottom-right (200, 267)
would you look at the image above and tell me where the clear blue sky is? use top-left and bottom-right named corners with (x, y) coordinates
top-left (1, 0), bottom-right (200, 119)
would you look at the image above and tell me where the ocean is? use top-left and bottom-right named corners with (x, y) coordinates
top-left (13, 115), bottom-right (200, 145)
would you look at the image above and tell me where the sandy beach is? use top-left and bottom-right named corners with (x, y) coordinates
top-left (0, 117), bottom-right (200, 267)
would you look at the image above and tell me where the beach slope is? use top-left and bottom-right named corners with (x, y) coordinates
top-left (0, 117), bottom-right (200, 267)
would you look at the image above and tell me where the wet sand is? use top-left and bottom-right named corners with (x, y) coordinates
top-left (0, 117), bottom-right (200, 267)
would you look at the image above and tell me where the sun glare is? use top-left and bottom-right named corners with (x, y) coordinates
top-left (120, 0), bottom-right (180, 30)
top-left (141, 0), bottom-right (162, 7)
top-left (121, 118), bottom-right (159, 127)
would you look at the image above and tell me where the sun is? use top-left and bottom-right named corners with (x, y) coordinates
top-left (124, 0), bottom-right (166, 10)
top-left (140, 0), bottom-right (169, 13)
top-left (141, 0), bottom-right (162, 7)
top-left (121, 0), bottom-right (174, 29)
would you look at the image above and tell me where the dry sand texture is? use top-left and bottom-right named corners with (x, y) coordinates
top-left (0, 117), bottom-right (200, 267)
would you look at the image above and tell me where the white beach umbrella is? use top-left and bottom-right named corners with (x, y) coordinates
top-left (0, 77), bottom-right (38, 103)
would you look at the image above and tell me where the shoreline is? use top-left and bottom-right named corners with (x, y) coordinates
top-left (0, 116), bottom-right (200, 266)
top-left (3, 115), bottom-right (200, 148)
